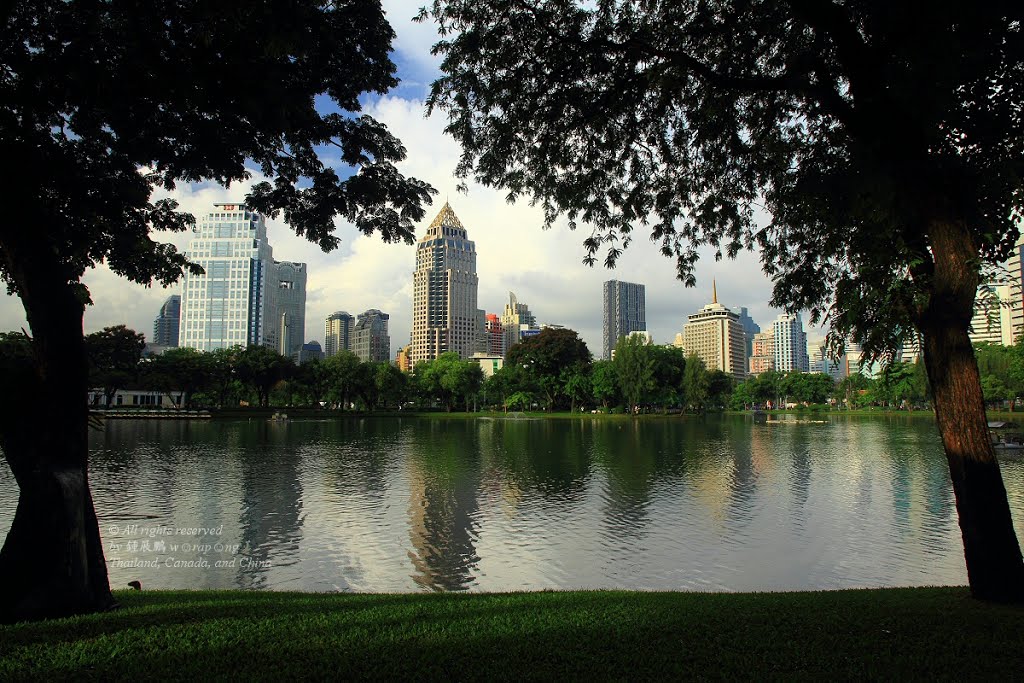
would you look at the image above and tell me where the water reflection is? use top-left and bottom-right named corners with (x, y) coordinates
top-left (0, 415), bottom-right (1012, 592)
top-left (235, 422), bottom-right (303, 589)
top-left (407, 420), bottom-right (481, 591)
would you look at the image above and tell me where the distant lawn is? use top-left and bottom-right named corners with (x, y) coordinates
top-left (198, 406), bottom-right (1024, 422)
top-left (1, 588), bottom-right (1022, 679)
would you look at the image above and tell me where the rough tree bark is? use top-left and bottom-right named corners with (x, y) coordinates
top-left (919, 219), bottom-right (1024, 602)
top-left (0, 247), bottom-right (115, 623)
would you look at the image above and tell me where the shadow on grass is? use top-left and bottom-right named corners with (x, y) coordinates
top-left (2, 588), bottom-right (1022, 680)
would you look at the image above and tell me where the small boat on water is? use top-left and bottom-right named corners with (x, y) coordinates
top-left (989, 421), bottom-right (1024, 452)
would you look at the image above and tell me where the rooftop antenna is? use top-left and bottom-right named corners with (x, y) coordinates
top-left (712, 278), bottom-right (718, 304)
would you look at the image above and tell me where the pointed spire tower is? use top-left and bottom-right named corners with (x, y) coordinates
top-left (411, 202), bottom-right (480, 367)
top-left (679, 279), bottom-right (748, 381)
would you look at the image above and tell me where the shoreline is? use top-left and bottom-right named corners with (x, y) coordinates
top-left (90, 407), bottom-right (1023, 421)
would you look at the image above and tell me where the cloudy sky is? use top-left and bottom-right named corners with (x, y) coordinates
top-left (0, 1), bottom-right (820, 357)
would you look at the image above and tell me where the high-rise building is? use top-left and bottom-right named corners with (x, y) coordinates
top-left (274, 261), bottom-right (307, 358)
top-left (501, 292), bottom-right (538, 354)
top-left (324, 311), bottom-right (355, 357)
top-left (153, 294), bottom-right (181, 347)
top-left (681, 282), bottom-right (747, 381)
top-left (772, 313), bottom-right (810, 372)
top-left (485, 313), bottom-right (505, 356)
top-left (411, 203), bottom-right (480, 367)
top-left (737, 307), bottom-right (760, 358)
top-left (749, 330), bottom-right (774, 375)
top-left (179, 203), bottom-right (277, 351)
top-left (808, 339), bottom-right (845, 381)
top-left (353, 309), bottom-right (391, 362)
top-left (1006, 232), bottom-right (1024, 343)
top-left (970, 284), bottom-right (1014, 346)
top-left (395, 348), bottom-right (411, 374)
top-left (602, 280), bottom-right (646, 360)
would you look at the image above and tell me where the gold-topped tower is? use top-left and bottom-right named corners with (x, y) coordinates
top-left (411, 203), bottom-right (480, 368)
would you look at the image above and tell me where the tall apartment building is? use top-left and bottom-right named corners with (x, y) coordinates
top-left (353, 309), bottom-right (391, 362)
top-left (749, 330), bottom-right (774, 375)
top-left (324, 311), bottom-right (355, 357)
top-left (152, 294), bottom-right (181, 347)
top-left (395, 344), bottom-right (412, 372)
top-left (411, 203), bottom-right (480, 367)
top-left (485, 313), bottom-right (505, 356)
top-left (809, 339), bottom-right (845, 381)
top-left (501, 292), bottom-right (538, 355)
top-left (180, 203), bottom-right (278, 351)
top-left (274, 261), bottom-right (307, 358)
top-left (681, 283), bottom-right (747, 381)
top-left (602, 280), bottom-right (646, 360)
top-left (772, 313), bottom-right (810, 372)
top-left (970, 284), bottom-right (1014, 346)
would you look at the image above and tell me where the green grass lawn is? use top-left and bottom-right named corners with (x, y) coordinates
top-left (1, 588), bottom-right (1021, 680)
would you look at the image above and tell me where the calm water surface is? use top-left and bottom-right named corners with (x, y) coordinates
top-left (2, 415), bottom-right (1023, 592)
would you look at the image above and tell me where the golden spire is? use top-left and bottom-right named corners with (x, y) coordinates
top-left (427, 201), bottom-right (465, 231)
top-left (712, 278), bottom-right (718, 304)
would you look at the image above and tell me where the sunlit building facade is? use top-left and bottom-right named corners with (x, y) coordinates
top-left (501, 292), bottom-right (538, 355)
top-left (180, 203), bottom-right (276, 351)
top-left (772, 313), bottom-right (810, 373)
top-left (682, 283), bottom-right (747, 381)
top-left (411, 203), bottom-right (480, 367)
top-left (324, 311), bottom-right (355, 357)
top-left (749, 330), bottom-right (774, 375)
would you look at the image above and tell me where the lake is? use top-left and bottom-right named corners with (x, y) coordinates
top-left (2, 415), bottom-right (1023, 592)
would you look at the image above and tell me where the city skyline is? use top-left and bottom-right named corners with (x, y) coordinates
top-left (0, 3), bottom-right (829, 357)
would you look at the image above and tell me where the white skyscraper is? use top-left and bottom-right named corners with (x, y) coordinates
top-left (411, 203), bottom-right (480, 367)
top-left (772, 313), bottom-right (810, 372)
top-left (180, 203), bottom-right (277, 351)
top-left (501, 292), bottom-right (538, 355)
top-left (324, 311), bottom-right (355, 357)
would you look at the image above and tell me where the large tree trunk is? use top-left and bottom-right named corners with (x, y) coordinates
top-left (920, 220), bottom-right (1024, 602)
top-left (0, 262), bottom-right (115, 622)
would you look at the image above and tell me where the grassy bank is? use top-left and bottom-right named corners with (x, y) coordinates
top-left (2, 588), bottom-right (1022, 679)
top-left (127, 406), bottom-right (1024, 422)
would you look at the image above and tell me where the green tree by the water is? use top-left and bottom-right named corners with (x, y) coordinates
top-left (85, 326), bottom-right (145, 407)
top-left (613, 334), bottom-right (656, 414)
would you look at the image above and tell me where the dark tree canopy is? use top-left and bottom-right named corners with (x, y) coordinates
top-left (85, 325), bottom-right (145, 406)
top-left (423, 0), bottom-right (1024, 601)
top-left (0, 0), bottom-right (434, 622)
top-left (424, 0), bottom-right (1022, 359)
top-left (3, 0), bottom-right (434, 299)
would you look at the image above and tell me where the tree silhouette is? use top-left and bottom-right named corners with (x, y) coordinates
top-left (0, 1), bottom-right (433, 621)
top-left (423, 0), bottom-right (1024, 601)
